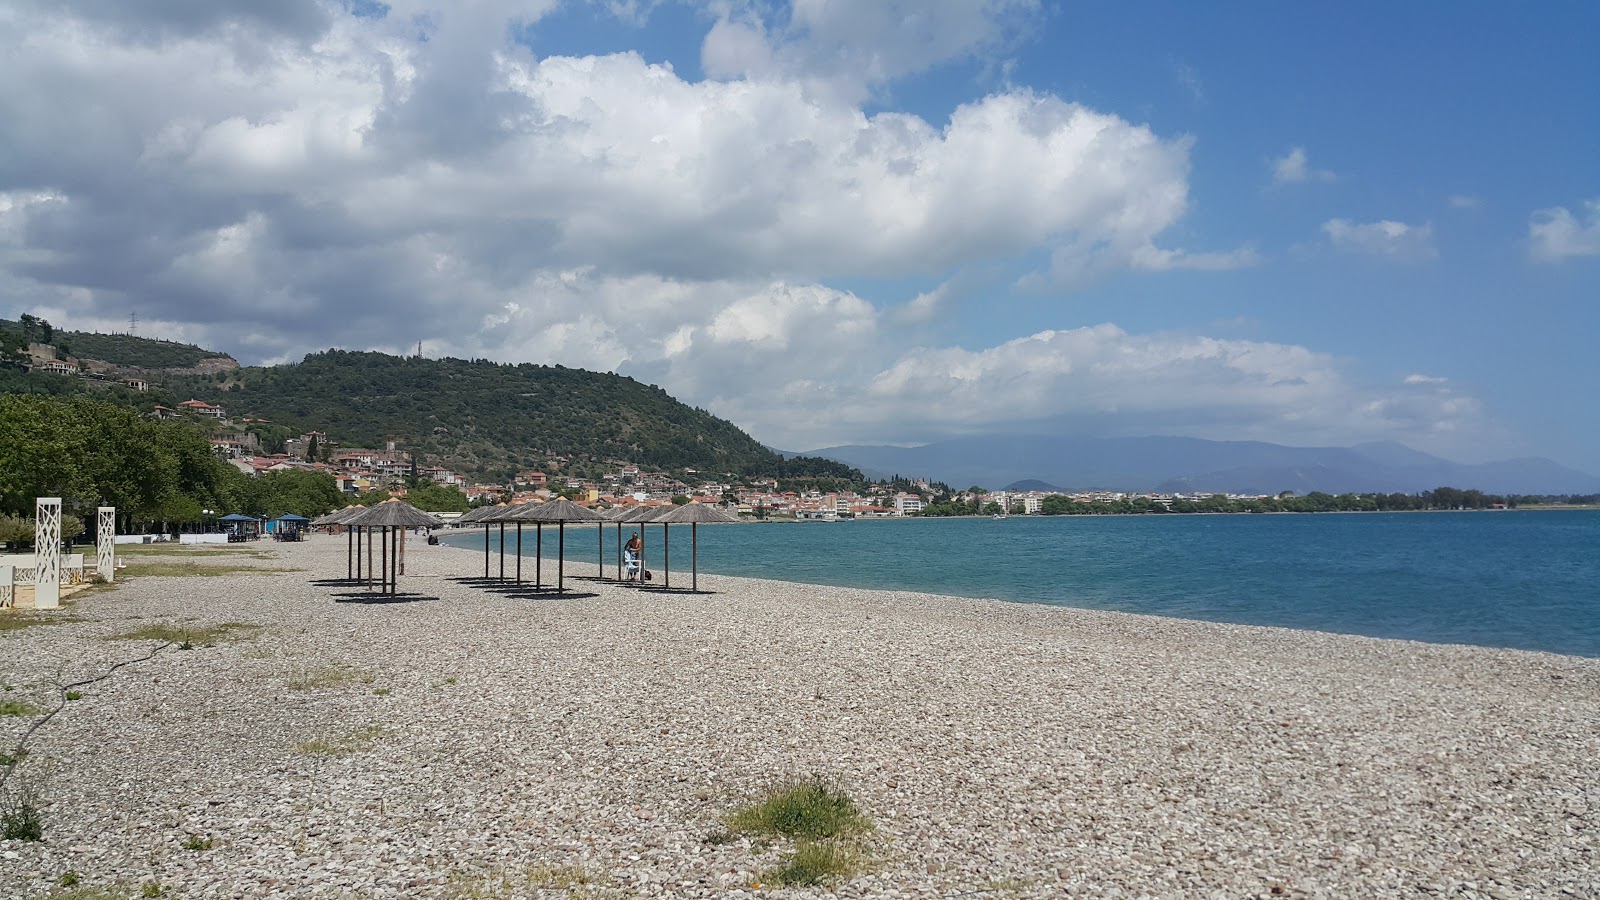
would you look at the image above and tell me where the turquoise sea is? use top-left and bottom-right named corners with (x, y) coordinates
top-left (447, 510), bottom-right (1600, 658)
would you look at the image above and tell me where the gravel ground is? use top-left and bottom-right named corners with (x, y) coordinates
top-left (1, 533), bottom-right (1595, 899)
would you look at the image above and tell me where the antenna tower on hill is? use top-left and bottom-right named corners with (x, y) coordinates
top-left (128, 311), bottom-right (138, 336)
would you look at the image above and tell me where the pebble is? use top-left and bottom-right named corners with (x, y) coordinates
top-left (1, 535), bottom-right (1596, 898)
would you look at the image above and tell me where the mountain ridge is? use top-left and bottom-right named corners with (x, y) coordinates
top-left (798, 435), bottom-right (1600, 496)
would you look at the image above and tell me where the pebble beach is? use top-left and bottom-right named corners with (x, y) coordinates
top-left (1, 534), bottom-right (1596, 899)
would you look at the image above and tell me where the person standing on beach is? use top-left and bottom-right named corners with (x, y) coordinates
top-left (624, 532), bottom-right (642, 582)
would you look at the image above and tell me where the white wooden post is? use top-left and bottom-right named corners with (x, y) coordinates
top-left (97, 506), bottom-right (116, 583)
top-left (35, 497), bottom-right (61, 609)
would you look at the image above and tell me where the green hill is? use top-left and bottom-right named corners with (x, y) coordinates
top-left (166, 350), bottom-right (795, 481)
top-left (1, 316), bottom-right (863, 485)
top-left (0, 317), bottom-right (234, 369)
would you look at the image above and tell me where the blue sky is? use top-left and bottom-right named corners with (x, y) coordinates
top-left (2, 1), bottom-right (1596, 473)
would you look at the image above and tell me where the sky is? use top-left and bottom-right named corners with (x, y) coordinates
top-left (1, 1), bottom-right (1597, 473)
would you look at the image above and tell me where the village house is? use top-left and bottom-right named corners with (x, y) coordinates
top-left (178, 399), bottom-right (227, 419)
top-left (32, 359), bottom-right (75, 375)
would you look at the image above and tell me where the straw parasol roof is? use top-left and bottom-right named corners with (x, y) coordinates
top-left (312, 505), bottom-right (366, 526)
top-left (616, 504), bottom-right (664, 523)
top-left (653, 503), bottom-right (739, 524)
top-left (454, 504), bottom-right (500, 524)
top-left (507, 498), bottom-right (606, 523)
top-left (344, 498), bottom-right (445, 529)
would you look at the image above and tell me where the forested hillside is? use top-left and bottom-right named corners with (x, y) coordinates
top-left (2, 318), bottom-right (866, 484)
top-left (0, 317), bottom-right (235, 369)
top-left (166, 350), bottom-right (795, 479)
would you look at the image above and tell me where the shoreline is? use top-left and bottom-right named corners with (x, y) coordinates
top-left (3, 536), bottom-right (1596, 898)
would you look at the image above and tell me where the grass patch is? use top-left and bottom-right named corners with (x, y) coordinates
top-left (766, 839), bottom-right (864, 887)
top-left (119, 561), bottom-right (296, 578)
top-left (2, 782), bottom-right (45, 841)
top-left (1, 699), bottom-right (44, 717)
top-left (726, 776), bottom-right (870, 840)
top-left (293, 724), bottom-right (385, 756)
top-left (1, 747), bottom-right (29, 766)
top-left (0, 612), bottom-right (77, 634)
top-left (182, 834), bottom-right (214, 851)
top-left (726, 776), bottom-right (874, 889)
top-left (109, 622), bottom-right (260, 647)
top-left (38, 890), bottom-right (128, 900)
top-left (447, 864), bottom-right (610, 899)
top-left (286, 664), bottom-right (374, 691)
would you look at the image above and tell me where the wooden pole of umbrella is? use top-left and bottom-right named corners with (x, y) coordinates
top-left (335, 500), bottom-right (444, 601)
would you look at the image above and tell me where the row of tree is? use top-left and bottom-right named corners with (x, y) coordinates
top-left (0, 395), bottom-right (342, 533)
top-left (915, 487), bottom-right (1545, 517)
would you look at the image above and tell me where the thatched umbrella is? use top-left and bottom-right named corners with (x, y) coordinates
top-left (509, 499), bottom-right (605, 593)
top-left (342, 500), bottom-right (444, 597)
top-left (454, 505), bottom-right (498, 524)
top-left (312, 505), bottom-right (366, 583)
top-left (647, 503), bottom-right (739, 592)
top-left (473, 503), bottom-right (521, 582)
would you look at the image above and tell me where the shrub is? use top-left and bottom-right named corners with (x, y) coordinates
top-left (726, 776), bottom-right (868, 840)
top-left (768, 839), bottom-right (863, 886)
top-left (1, 784), bottom-right (44, 841)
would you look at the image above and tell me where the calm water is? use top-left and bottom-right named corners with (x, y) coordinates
top-left (446, 511), bottom-right (1600, 657)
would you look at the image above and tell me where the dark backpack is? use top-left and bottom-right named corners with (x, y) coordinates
top-left (643, 569), bottom-right (653, 582)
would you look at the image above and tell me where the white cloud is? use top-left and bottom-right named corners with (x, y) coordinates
top-left (1270, 146), bottom-right (1335, 186)
top-left (703, 0), bottom-right (1042, 104)
top-left (1404, 374), bottom-right (1448, 385)
top-left (1528, 198), bottom-right (1600, 263)
top-left (1447, 194), bottom-right (1481, 210)
top-left (0, 1), bottom-right (1455, 458)
top-left (1322, 218), bottom-right (1437, 262)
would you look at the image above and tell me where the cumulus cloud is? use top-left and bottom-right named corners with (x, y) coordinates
top-left (703, 0), bottom-right (1042, 104)
top-left (0, 1), bottom-right (1464, 456)
top-left (1322, 218), bottom-right (1437, 262)
top-left (1527, 198), bottom-right (1600, 262)
top-left (1270, 146), bottom-right (1335, 186)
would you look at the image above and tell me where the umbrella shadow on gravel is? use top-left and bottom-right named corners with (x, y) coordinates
top-left (331, 592), bottom-right (439, 604)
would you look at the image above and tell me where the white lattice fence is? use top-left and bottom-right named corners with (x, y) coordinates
top-left (98, 506), bottom-right (116, 583)
top-left (35, 497), bottom-right (61, 609)
top-left (0, 565), bottom-right (12, 609)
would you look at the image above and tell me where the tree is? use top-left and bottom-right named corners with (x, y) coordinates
top-left (19, 313), bottom-right (54, 345)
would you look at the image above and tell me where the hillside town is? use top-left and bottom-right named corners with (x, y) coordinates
top-left (17, 338), bottom-right (1284, 515)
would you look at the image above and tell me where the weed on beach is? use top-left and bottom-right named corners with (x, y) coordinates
top-left (1, 780), bottom-right (46, 841)
top-left (120, 560), bottom-right (298, 578)
top-left (726, 775), bottom-right (869, 840)
top-left (293, 724), bottom-right (385, 756)
top-left (725, 775), bottom-right (874, 887)
top-left (0, 699), bottom-right (45, 717)
top-left (0, 612), bottom-right (78, 634)
top-left (47, 889), bottom-right (130, 900)
top-left (286, 664), bottom-right (375, 690)
top-left (766, 839), bottom-right (865, 887)
top-left (109, 622), bottom-right (260, 647)
top-left (447, 863), bottom-right (615, 899)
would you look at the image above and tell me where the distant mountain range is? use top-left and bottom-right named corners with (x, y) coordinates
top-left (794, 436), bottom-right (1600, 496)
